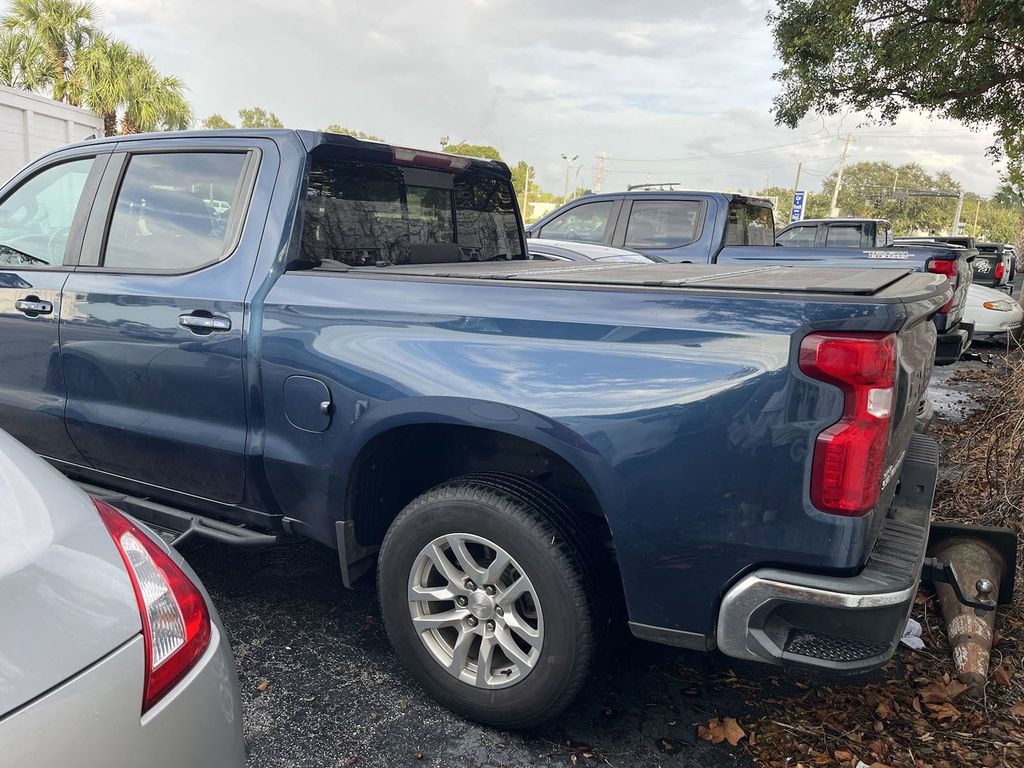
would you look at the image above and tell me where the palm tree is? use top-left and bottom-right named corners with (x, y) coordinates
top-left (119, 51), bottom-right (191, 134)
top-left (70, 34), bottom-right (131, 135)
top-left (2, 0), bottom-right (96, 103)
top-left (0, 29), bottom-right (50, 89)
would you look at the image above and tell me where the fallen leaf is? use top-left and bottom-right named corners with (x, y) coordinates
top-left (926, 702), bottom-right (961, 722)
top-left (256, 679), bottom-right (269, 692)
top-left (875, 701), bottom-right (891, 718)
top-left (722, 717), bottom-right (746, 746)
top-left (414, 752), bottom-right (424, 761)
top-left (993, 664), bottom-right (1014, 686)
top-left (981, 755), bottom-right (998, 768)
top-left (835, 749), bottom-right (855, 763)
top-left (399, 698), bottom-right (409, 711)
top-left (912, 697), bottom-right (923, 713)
top-left (1010, 702), bottom-right (1024, 718)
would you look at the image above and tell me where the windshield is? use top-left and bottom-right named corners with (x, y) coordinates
top-left (298, 154), bottom-right (524, 268)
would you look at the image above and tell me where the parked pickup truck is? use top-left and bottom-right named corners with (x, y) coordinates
top-left (0, 130), bottom-right (964, 727)
top-left (777, 217), bottom-right (894, 249)
top-left (528, 195), bottom-right (973, 365)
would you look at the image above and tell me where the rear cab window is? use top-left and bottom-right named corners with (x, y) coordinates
top-left (298, 148), bottom-right (523, 268)
top-left (725, 201), bottom-right (775, 246)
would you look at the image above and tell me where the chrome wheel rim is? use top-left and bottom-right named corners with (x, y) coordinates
top-left (408, 533), bottom-right (544, 689)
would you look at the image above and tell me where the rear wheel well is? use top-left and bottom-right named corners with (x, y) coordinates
top-left (345, 424), bottom-right (613, 556)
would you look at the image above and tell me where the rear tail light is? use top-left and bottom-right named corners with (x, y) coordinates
top-left (926, 258), bottom-right (957, 313)
top-left (799, 332), bottom-right (897, 516)
top-left (391, 146), bottom-right (471, 172)
top-left (995, 262), bottom-right (1005, 281)
top-left (94, 498), bottom-right (211, 711)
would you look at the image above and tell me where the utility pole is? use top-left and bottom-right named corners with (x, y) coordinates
top-left (593, 152), bottom-right (607, 193)
top-left (951, 190), bottom-right (965, 235)
top-left (971, 197), bottom-right (982, 237)
top-left (561, 153), bottom-right (578, 204)
top-left (791, 161), bottom-right (802, 198)
top-left (829, 134), bottom-right (855, 217)
top-left (521, 164), bottom-right (532, 220)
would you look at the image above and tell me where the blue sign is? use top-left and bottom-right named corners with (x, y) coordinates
top-left (790, 190), bottom-right (806, 223)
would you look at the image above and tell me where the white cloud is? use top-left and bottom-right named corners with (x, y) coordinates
top-left (93, 0), bottom-right (1005, 196)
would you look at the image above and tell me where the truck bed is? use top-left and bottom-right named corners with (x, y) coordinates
top-left (347, 261), bottom-right (938, 298)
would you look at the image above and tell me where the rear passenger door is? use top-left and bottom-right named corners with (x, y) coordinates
top-left (611, 198), bottom-right (705, 260)
top-left (60, 139), bottom-right (271, 504)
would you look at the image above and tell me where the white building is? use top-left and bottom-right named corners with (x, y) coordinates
top-left (0, 85), bottom-right (104, 183)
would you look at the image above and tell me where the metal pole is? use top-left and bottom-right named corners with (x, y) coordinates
top-left (829, 134), bottom-right (854, 217)
top-left (522, 165), bottom-right (531, 220)
top-left (972, 198), bottom-right (982, 237)
top-left (791, 161), bottom-right (802, 197)
top-left (952, 190), bottom-right (965, 235)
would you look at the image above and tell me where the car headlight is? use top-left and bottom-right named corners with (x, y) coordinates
top-left (983, 299), bottom-right (1016, 311)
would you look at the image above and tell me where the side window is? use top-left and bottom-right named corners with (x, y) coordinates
top-left (624, 200), bottom-right (701, 248)
top-left (538, 201), bottom-right (613, 244)
top-left (880, 225), bottom-right (893, 247)
top-left (776, 225), bottom-right (816, 247)
top-left (102, 152), bottom-right (248, 271)
top-left (0, 157), bottom-right (95, 266)
top-left (825, 225), bottom-right (863, 247)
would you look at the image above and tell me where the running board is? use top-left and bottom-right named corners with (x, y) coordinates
top-left (78, 482), bottom-right (278, 549)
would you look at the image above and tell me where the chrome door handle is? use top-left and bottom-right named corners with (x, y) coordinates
top-left (15, 298), bottom-right (53, 315)
top-left (178, 313), bottom-right (232, 332)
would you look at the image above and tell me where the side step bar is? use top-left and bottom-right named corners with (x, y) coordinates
top-left (79, 482), bottom-right (278, 549)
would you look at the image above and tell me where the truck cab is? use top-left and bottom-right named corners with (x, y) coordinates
top-left (524, 190), bottom-right (775, 262)
top-left (777, 218), bottom-right (894, 249)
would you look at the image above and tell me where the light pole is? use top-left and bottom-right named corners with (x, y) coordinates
top-left (561, 153), bottom-right (578, 204)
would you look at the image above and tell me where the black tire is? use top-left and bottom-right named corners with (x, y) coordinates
top-left (377, 473), bottom-right (597, 729)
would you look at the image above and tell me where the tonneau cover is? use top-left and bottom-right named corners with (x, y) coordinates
top-left (364, 262), bottom-right (913, 296)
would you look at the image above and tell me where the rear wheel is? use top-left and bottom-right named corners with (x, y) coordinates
top-left (377, 473), bottom-right (596, 728)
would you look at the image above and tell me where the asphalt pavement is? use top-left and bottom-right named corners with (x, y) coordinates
top-left (183, 536), bottom-right (777, 767)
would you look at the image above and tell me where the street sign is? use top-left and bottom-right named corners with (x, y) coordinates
top-left (790, 190), bottom-right (806, 223)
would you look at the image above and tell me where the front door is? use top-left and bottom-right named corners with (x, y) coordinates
top-left (61, 142), bottom-right (266, 504)
top-left (0, 153), bottom-right (105, 460)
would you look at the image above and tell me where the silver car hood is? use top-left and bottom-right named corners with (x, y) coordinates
top-left (0, 431), bottom-right (140, 716)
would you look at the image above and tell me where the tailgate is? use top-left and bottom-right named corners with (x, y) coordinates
top-left (868, 274), bottom-right (948, 548)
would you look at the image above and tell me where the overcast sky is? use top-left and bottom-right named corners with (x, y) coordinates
top-left (99, 0), bottom-right (1004, 197)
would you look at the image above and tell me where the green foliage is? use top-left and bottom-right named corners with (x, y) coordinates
top-left (759, 160), bottom-right (1022, 241)
top-left (201, 113), bottom-right (234, 130)
top-left (118, 50), bottom-right (190, 134)
top-left (443, 142), bottom-right (502, 161)
top-left (0, 28), bottom-right (49, 89)
top-left (71, 34), bottom-right (132, 135)
top-left (238, 106), bottom-right (283, 128)
top-left (323, 123), bottom-right (383, 141)
top-left (2, 0), bottom-right (96, 103)
top-left (769, 1), bottom-right (1024, 192)
top-left (1, 2), bottom-right (192, 135)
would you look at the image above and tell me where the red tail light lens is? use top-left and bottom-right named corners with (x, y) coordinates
top-left (94, 498), bottom-right (211, 711)
top-left (926, 258), bottom-right (957, 313)
top-left (391, 146), bottom-right (471, 172)
top-left (799, 332), bottom-right (897, 516)
top-left (995, 262), bottom-right (1005, 280)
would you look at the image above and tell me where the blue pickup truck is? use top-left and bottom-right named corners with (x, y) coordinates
top-left (0, 131), bottom-right (959, 727)
top-left (529, 195), bottom-right (973, 365)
